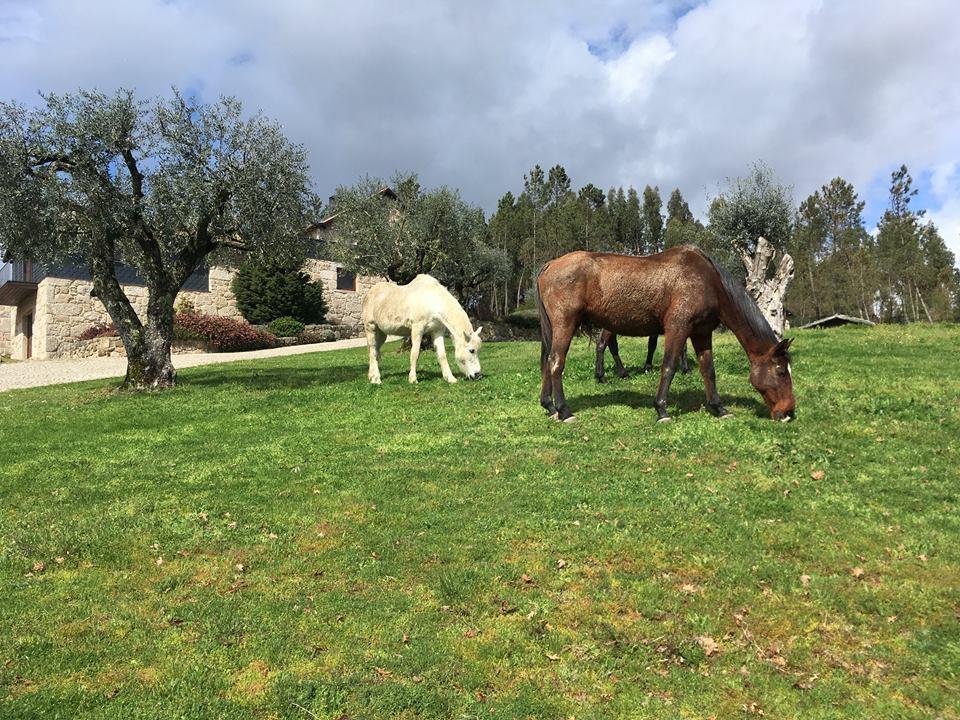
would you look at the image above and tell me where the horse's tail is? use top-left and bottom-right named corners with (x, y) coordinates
top-left (535, 264), bottom-right (553, 372)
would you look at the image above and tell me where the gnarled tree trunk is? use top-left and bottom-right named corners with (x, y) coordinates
top-left (123, 289), bottom-right (176, 390)
top-left (741, 236), bottom-right (795, 337)
top-left (88, 245), bottom-right (177, 390)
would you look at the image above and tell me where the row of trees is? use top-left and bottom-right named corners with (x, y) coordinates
top-left (788, 168), bottom-right (958, 323)
top-left (476, 162), bottom-right (958, 324)
top-left (324, 161), bottom-right (959, 324)
top-left (1, 89), bottom-right (957, 390)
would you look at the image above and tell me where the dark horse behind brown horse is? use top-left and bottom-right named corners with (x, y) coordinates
top-left (536, 246), bottom-right (795, 423)
top-left (595, 330), bottom-right (690, 381)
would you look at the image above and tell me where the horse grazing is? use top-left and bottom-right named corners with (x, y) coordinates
top-left (595, 330), bottom-right (689, 381)
top-left (362, 274), bottom-right (483, 384)
top-left (536, 246), bottom-right (795, 423)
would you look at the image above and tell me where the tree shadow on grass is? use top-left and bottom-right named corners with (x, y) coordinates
top-left (180, 363), bottom-right (365, 390)
top-left (179, 362), bottom-right (456, 391)
top-left (570, 387), bottom-right (769, 418)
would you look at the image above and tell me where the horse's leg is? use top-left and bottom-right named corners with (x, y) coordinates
top-left (653, 328), bottom-right (688, 422)
top-left (408, 325), bottom-right (423, 384)
top-left (609, 334), bottom-right (629, 379)
top-left (595, 330), bottom-right (610, 383)
top-left (679, 340), bottom-right (691, 374)
top-left (375, 329), bottom-right (386, 364)
top-left (366, 324), bottom-right (383, 384)
top-left (690, 332), bottom-right (732, 418)
top-left (540, 360), bottom-right (555, 416)
top-left (433, 333), bottom-right (457, 384)
top-left (642, 335), bottom-right (657, 373)
top-left (549, 321), bottom-right (578, 422)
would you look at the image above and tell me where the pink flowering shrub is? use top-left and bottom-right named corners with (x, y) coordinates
top-left (174, 312), bottom-right (277, 352)
top-left (77, 313), bottom-right (275, 352)
top-left (78, 323), bottom-right (118, 341)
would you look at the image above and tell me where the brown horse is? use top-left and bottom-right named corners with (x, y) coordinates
top-left (536, 246), bottom-right (795, 423)
top-left (595, 330), bottom-right (690, 381)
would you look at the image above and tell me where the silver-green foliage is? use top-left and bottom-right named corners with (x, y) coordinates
top-left (327, 172), bottom-right (509, 299)
top-left (0, 89), bottom-right (317, 386)
top-left (708, 161), bottom-right (794, 267)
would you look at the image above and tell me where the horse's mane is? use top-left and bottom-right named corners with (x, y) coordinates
top-left (696, 249), bottom-right (778, 346)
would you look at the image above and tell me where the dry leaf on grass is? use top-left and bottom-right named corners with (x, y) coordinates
top-left (696, 635), bottom-right (719, 656)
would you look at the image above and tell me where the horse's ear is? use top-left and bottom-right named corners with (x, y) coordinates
top-left (464, 330), bottom-right (472, 342)
top-left (775, 337), bottom-right (793, 354)
top-left (474, 326), bottom-right (483, 337)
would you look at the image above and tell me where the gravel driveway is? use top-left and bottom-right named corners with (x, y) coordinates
top-left (0, 337), bottom-right (376, 392)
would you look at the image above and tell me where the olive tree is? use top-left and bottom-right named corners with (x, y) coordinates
top-left (708, 161), bottom-right (794, 265)
top-left (0, 89), bottom-right (317, 388)
top-left (327, 172), bottom-right (508, 302)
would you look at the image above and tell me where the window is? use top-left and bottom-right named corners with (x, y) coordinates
top-left (336, 267), bottom-right (356, 291)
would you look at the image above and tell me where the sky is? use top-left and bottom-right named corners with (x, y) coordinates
top-left (2, 0), bottom-right (959, 261)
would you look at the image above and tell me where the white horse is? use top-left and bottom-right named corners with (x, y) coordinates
top-left (362, 274), bottom-right (483, 384)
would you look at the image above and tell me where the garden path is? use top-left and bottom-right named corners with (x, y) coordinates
top-left (0, 337), bottom-right (382, 392)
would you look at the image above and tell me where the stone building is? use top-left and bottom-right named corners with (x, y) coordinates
top-left (0, 188), bottom-right (394, 361)
top-left (0, 257), bottom-right (380, 361)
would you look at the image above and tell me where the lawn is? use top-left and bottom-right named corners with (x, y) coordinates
top-left (1, 324), bottom-right (958, 719)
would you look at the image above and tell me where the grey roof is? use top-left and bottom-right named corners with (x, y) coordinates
top-left (798, 314), bottom-right (875, 329)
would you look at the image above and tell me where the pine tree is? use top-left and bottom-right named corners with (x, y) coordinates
top-left (642, 185), bottom-right (664, 253)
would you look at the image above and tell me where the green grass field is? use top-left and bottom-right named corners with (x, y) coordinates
top-left (1, 324), bottom-right (958, 719)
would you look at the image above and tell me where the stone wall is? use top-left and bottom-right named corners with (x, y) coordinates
top-left (70, 336), bottom-right (211, 358)
top-left (5, 294), bottom-right (37, 360)
top-left (26, 261), bottom-right (380, 359)
top-left (303, 259), bottom-right (381, 327)
top-left (38, 268), bottom-right (241, 359)
top-left (177, 266), bottom-right (243, 319)
top-left (0, 306), bottom-right (11, 357)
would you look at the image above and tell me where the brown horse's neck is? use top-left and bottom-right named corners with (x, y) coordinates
top-left (715, 279), bottom-right (778, 361)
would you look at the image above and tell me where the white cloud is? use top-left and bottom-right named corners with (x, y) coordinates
top-left (926, 162), bottom-right (960, 259)
top-left (1, 0), bottom-right (959, 265)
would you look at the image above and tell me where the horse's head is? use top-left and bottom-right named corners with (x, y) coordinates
top-left (749, 338), bottom-right (795, 421)
top-left (455, 326), bottom-right (483, 380)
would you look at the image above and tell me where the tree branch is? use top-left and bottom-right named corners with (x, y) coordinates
top-left (213, 235), bottom-right (251, 251)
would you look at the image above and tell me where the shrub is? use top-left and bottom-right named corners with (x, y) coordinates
top-left (267, 316), bottom-right (305, 337)
top-left (504, 308), bottom-right (540, 329)
top-left (78, 322), bottom-right (118, 341)
top-left (299, 327), bottom-right (338, 344)
top-left (232, 260), bottom-right (327, 325)
top-left (174, 312), bottom-right (277, 352)
top-left (175, 297), bottom-right (197, 314)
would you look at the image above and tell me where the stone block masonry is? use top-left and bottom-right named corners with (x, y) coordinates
top-left (0, 306), bottom-right (11, 356)
top-left (302, 259), bottom-right (381, 327)
top-left (28, 261), bottom-right (382, 359)
top-left (37, 269), bottom-right (242, 360)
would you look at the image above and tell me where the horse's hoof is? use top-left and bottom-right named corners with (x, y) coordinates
top-left (370, 378), bottom-right (381, 385)
top-left (657, 416), bottom-right (673, 423)
top-left (446, 377), bottom-right (457, 384)
top-left (720, 413), bottom-right (734, 419)
top-left (596, 376), bottom-right (606, 384)
top-left (562, 415), bottom-right (578, 424)
top-left (548, 412), bottom-right (559, 421)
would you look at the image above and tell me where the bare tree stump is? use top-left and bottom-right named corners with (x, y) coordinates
top-left (741, 236), bottom-right (794, 338)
